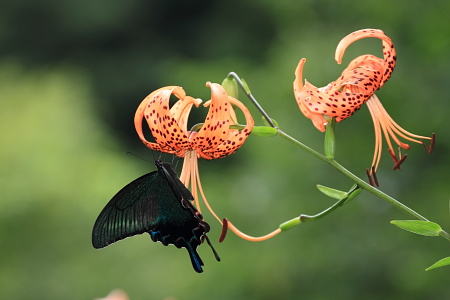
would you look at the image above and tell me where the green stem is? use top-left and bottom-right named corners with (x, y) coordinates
top-left (279, 196), bottom-right (347, 232)
top-left (229, 72), bottom-right (450, 242)
top-left (227, 72), bottom-right (277, 128)
top-left (299, 196), bottom-right (348, 222)
top-left (276, 128), bottom-right (450, 242)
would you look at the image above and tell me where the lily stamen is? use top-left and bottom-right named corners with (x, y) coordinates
top-left (366, 94), bottom-right (431, 174)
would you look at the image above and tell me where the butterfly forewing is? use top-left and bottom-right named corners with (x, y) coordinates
top-left (92, 171), bottom-right (164, 248)
top-left (158, 161), bottom-right (195, 203)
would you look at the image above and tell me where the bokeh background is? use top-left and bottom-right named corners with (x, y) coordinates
top-left (1, 0), bottom-right (449, 299)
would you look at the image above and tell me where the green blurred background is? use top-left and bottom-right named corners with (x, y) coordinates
top-left (1, 0), bottom-right (449, 299)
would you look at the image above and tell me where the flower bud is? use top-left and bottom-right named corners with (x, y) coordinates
top-left (221, 76), bottom-right (239, 99)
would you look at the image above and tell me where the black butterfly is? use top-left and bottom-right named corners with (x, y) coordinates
top-left (92, 159), bottom-right (219, 273)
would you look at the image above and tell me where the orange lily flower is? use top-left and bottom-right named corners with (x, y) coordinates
top-left (293, 29), bottom-right (434, 185)
top-left (134, 82), bottom-right (278, 241)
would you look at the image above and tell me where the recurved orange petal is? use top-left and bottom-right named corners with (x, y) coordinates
top-left (335, 29), bottom-right (396, 88)
top-left (293, 59), bottom-right (334, 132)
top-left (170, 95), bottom-right (202, 133)
top-left (194, 82), bottom-right (254, 159)
top-left (206, 96), bottom-right (254, 159)
top-left (134, 86), bottom-right (192, 156)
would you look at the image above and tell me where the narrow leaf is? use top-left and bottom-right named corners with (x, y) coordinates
top-left (262, 116), bottom-right (279, 128)
top-left (229, 124), bottom-right (246, 130)
top-left (240, 78), bottom-right (252, 94)
top-left (343, 185), bottom-right (362, 204)
top-left (324, 116), bottom-right (336, 159)
top-left (390, 220), bottom-right (442, 237)
top-left (426, 257), bottom-right (450, 271)
top-left (251, 126), bottom-right (278, 137)
top-left (316, 184), bottom-right (348, 200)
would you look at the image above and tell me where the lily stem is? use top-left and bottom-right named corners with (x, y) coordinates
top-left (276, 128), bottom-right (450, 242)
top-left (280, 196), bottom-right (347, 232)
top-left (227, 72), bottom-right (276, 128)
top-left (299, 196), bottom-right (348, 222)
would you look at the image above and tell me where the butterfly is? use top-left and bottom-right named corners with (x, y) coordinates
top-left (92, 159), bottom-right (220, 273)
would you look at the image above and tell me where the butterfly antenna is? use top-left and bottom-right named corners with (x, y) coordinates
top-left (204, 235), bottom-right (221, 262)
top-left (172, 156), bottom-right (181, 170)
top-left (125, 151), bottom-right (151, 163)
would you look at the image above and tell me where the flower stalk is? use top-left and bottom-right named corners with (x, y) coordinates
top-left (278, 127), bottom-right (450, 242)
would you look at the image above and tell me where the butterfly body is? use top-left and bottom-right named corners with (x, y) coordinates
top-left (92, 160), bottom-right (218, 273)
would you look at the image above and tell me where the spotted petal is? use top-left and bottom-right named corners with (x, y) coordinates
top-left (336, 29), bottom-right (396, 88)
top-left (170, 95), bottom-right (202, 133)
top-left (195, 82), bottom-right (254, 159)
top-left (134, 86), bottom-right (200, 156)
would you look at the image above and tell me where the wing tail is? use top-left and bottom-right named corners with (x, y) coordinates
top-left (185, 243), bottom-right (204, 273)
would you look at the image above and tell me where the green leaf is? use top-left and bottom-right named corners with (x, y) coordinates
top-left (262, 116), bottom-right (279, 128)
top-left (251, 126), bottom-right (278, 137)
top-left (426, 257), bottom-right (450, 271)
top-left (324, 116), bottom-right (336, 159)
top-left (316, 184), bottom-right (348, 200)
top-left (240, 78), bottom-right (252, 94)
top-left (390, 220), bottom-right (442, 236)
top-left (343, 185), bottom-right (362, 204)
top-left (229, 124), bottom-right (246, 130)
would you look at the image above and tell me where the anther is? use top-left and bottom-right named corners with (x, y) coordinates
top-left (372, 166), bottom-right (379, 187)
top-left (388, 148), bottom-right (399, 164)
top-left (366, 168), bottom-right (374, 186)
top-left (218, 218), bottom-right (229, 243)
top-left (422, 133), bottom-right (435, 154)
top-left (366, 167), bottom-right (379, 187)
top-left (392, 154), bottom-right (407, 170)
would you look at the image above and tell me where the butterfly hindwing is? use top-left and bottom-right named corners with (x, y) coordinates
top-left (148, 161), bottom-right (209, 272)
